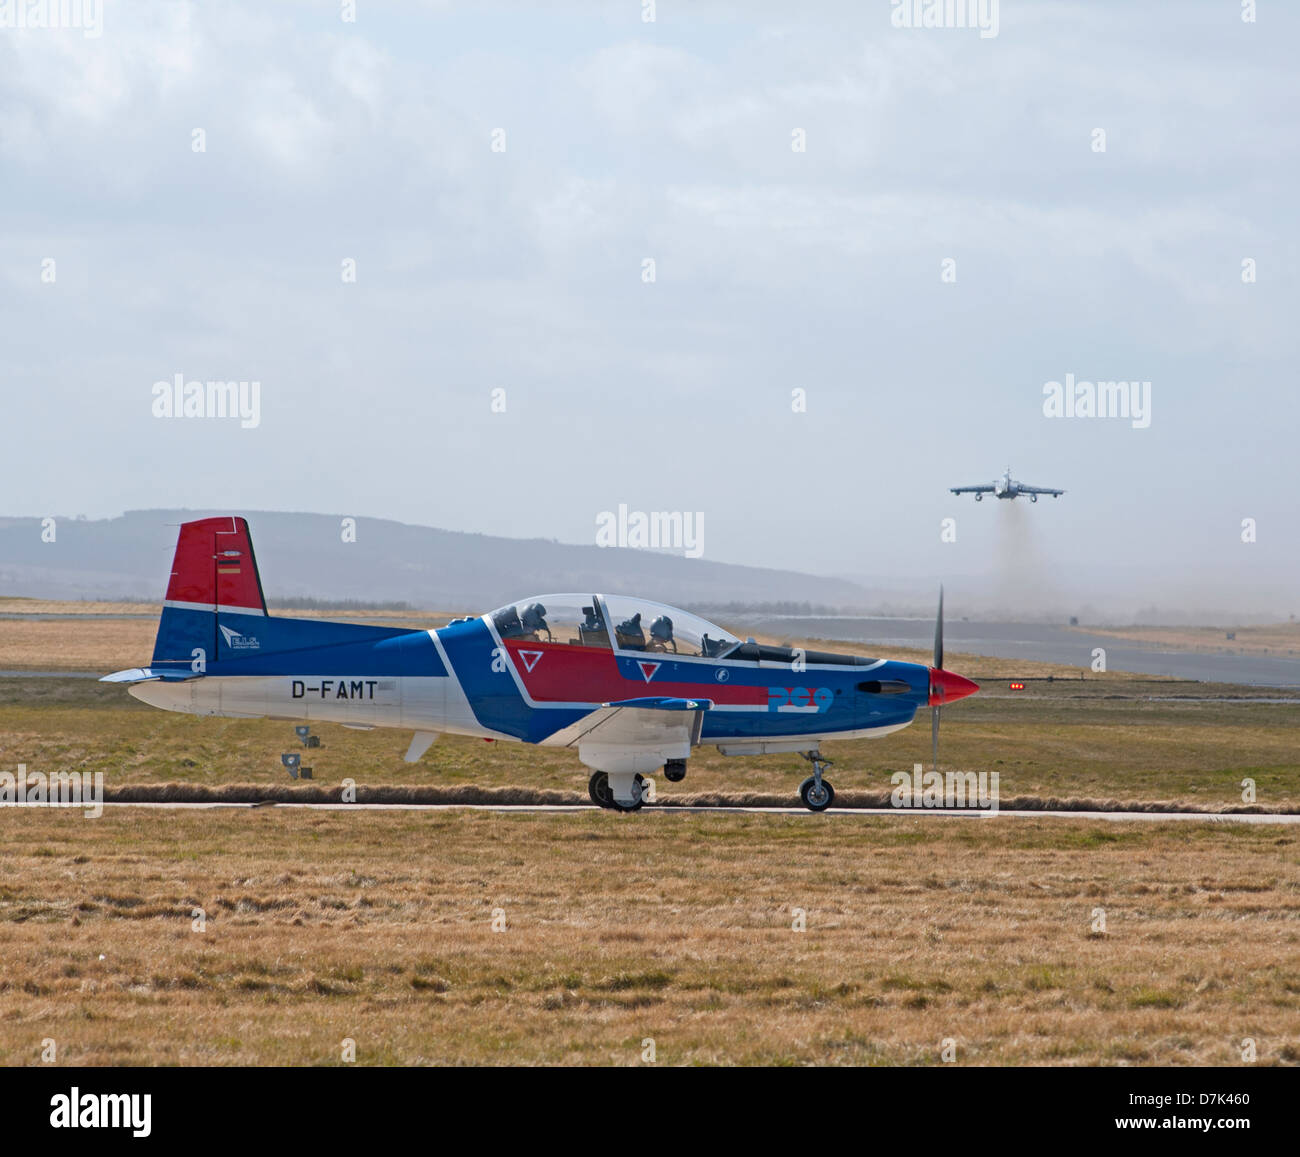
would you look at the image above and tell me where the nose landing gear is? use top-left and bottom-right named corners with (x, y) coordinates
top-left (797, 751), bottom-right (835, 812)
top-left (587, 770), bottom-right (647, 812)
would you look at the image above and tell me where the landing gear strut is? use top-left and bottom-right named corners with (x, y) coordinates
top-left (797, 751), bottom-right (835, 812)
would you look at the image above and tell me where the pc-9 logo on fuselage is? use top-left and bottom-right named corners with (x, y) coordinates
top-left (768, 686), bottom-right (833, 712)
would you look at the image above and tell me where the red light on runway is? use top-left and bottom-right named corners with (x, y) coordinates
top-left (1009, 681), bottom-right (1026, 691)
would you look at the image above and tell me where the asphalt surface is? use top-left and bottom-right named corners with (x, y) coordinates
top-left (86, 801), bottom-right (1300, 823)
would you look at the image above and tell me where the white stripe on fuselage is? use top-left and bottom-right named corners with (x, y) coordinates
top-left (164, 599), bottom-right (266, 615)
top-left (426, 628), bottom-right (517, 741)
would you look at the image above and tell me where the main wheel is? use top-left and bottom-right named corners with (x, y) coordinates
top-left (588, 770), bottom-right (614, 809)
top-left (799, 775), bottom-right (834, 812)
top-left (610, 773), bottom-right (647, 813)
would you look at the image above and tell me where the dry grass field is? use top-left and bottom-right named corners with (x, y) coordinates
top-left (0, 599), bottom-right (163, 616)
top-left (0, 598), bottom-right (445, 619)
top-left (0, 807), bottom-right (1296, 1066)
top-left (0, 603), bottom-right (442, 671)
top-left (1, 605), bottom-right (1297, 1067)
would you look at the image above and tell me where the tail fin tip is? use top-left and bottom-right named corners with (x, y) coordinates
top-left (163, 515), bottom-right (267, 614)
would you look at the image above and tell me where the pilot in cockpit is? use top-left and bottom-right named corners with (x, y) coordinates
top-left (646, 614), bottom-right (677, 653)
top-left (518, 602), bottom-right (551, 642)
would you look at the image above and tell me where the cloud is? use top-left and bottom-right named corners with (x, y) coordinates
top-left (0, 1), bottom-right (1296, 606)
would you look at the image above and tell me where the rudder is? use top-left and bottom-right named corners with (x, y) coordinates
top-left (152, 517), bottom-right (267, 668)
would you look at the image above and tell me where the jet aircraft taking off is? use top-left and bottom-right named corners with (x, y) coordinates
top-left (950, 466), bottom-right (1064, 502)
top-left (102, 517), bottom-right (978, 812)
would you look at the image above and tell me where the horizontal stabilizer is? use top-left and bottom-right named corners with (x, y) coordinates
top-left (100, 667), bottom-right (204, 685)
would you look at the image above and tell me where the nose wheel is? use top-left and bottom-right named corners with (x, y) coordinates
top-left (797, 752), bottom-right (835, 812)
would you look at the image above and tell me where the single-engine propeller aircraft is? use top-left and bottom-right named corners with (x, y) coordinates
top-left (950, 466), bottom-right (1064, 502)
top-left (103, 517), bottom-right (978, 812)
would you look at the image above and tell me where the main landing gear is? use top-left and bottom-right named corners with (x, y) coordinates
top-left (588, 771), bottom-right (613, 808)
top-left (587, 770), bottom-right (647, 812)
top-left (797, 751), bottom-right (835, 812)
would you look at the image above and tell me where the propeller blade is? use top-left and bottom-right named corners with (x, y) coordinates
top-left (932, 705), bottom-right (940, 772)
top-left (934, 584), bottom-right (944, 671)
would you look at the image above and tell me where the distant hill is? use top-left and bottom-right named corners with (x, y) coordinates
top-left (0, 510), bottom-right (874, 613)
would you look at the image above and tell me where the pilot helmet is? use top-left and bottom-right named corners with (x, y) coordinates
top-left (649, 615), bottom-right (674, 642)
top-left (520, 602), bottom-right (548, 632)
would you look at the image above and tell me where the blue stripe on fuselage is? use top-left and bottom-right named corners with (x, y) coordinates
top-left (150, 607), bottom-right (446, 677)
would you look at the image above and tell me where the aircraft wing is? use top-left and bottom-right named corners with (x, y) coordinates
top-left (950, 484), bottom-right (994, 495)
top-left (1018, 483), bottom-right (1065, 496)
top-left (545, 697), bottom-right (713, 750)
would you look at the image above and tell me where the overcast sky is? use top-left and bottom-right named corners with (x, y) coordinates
top-left (3, 1), bottom-right (1296, 615)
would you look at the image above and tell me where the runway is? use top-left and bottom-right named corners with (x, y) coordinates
top-left (89, 801), bottom-right (1300, 823)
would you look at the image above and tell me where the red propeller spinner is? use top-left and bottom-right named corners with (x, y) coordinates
top-left (928, 666), bottom-right (980, 707)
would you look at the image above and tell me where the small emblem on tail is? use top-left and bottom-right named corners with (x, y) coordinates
top-left (219, 624), bottom-right (260, 650)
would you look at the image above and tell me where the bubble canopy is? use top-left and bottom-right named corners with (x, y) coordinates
top-left (487, 594), bottom-right (741, 658)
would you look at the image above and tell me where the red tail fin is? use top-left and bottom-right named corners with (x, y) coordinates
top-left (164, 516), bottom-right (267, 613)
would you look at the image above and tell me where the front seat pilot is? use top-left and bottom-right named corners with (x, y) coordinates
top-left (519, 602), bottom-right (550, 641)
